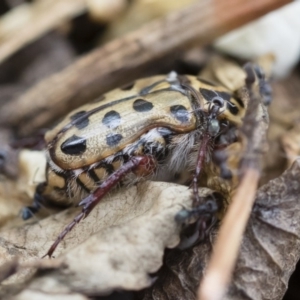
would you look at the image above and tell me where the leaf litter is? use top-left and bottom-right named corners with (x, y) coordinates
top-left (1, 64), bottom-right (300, 300)
top-left (142, 159), bottom-right (300, 300)
top-left (1, 179), bottom-right (220, 299)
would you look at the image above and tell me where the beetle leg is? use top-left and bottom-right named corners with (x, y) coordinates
top-left (191, 132), bottom-right (212, 207)
top-left (43, 155), bottom-right (156, 258)
top-left (175, 197), bottom-right (219, 223)
top-left (22, 183), bottom-right (46, 220)
top-left (22, 199), bottom-right (41, 220)
top-left (176, 193), bottom-right (223, 248)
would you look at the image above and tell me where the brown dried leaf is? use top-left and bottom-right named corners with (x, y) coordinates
top-left (281, 123), bottom-right (300, 168)
top-left (269, 72), bottom-right (300, 128)
top-left (0, 131), bottom-right (25, 226)
top-left (0, 180), bottom-right (24, 227)
top-left (141, 158), bottom-right (300, 300)
top-left (200, 55), bottom-right (246, 92)
top-left (0, 182), bottom-right (216, 298)
top-left (226, 158), bottom-right (300, 300)
top-left (262, 71), bottom-right (300, 183)
top-left (0, 149), bottom-right (48, 229)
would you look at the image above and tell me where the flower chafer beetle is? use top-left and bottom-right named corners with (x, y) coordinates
top-left (22, 71), bottom-right (250, 257)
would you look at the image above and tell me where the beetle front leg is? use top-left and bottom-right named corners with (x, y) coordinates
top-left (191, 132), bottom-right (211, 207)
top-left (44, 155), bottom-right (156, 258)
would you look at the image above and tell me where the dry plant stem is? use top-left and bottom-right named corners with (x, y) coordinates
top-left (199, 62), bottom-right (268, 300)
top-left (198, 168), bottom-right (259, 300)
top-left (0, 0), bottom-right (86, 64)
top-left (0, 0), bottom-right (291, 136)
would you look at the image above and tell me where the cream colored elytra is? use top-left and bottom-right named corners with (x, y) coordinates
top-left (27, 71), bottom-right (246, 209)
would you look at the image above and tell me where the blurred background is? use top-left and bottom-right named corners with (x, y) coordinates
top-left (0, 1), bottom-right (300, 299)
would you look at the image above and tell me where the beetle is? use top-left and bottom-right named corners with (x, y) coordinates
top-left (22, 71), bottom-right (248, 257)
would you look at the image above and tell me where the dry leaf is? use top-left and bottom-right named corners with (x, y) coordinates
top-left (227, 158), bottom-right (300, 300)
top-left (281, 123), bottom-right (300, 168)
top-left (141, 158), bottom-right (300, 300)
top-left (0, 182), bottom-right (216, 298)
top-left (199, 56), bottom-right (246, 92)
top-left (262, 71), bottom-right (300, 184)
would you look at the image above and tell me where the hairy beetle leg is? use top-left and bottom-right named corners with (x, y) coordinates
top-left (191, 132), bottom-right (212, 207)
top-left (43, 155), bottom-right (156, 258)
top-left (176, 195), bottom-right (222, 249)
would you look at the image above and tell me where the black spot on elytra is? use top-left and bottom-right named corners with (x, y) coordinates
top-left (61, 135), bottom-right (87, 155)
top-left (200, 88), bottom-right (217, 101)
top-left (197, 77), bottom-right (217, 86)
top-left (70, 111), bottom-right (89, 130)
top-left (70, 111), bottom-right (86, 121)
top-left (226, 102), bottom-right (239, 115)
top-left (200, 88), bottom-right (231, 102)
top-left (133, 99), bottom-right (154, 112)
top-left (106, 133), bottom-right (123, 147)
top-left (170, 105), bottom-right (189, 123)
top-left (120, 81), bottom-right (135, 90)
top-left (218, 91), bottom-right (231, 102)
top-left (102, 110), bottom-right (121, 129)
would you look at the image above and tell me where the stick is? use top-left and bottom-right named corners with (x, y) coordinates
top-left (0, 0), bottom-right (291, 135)
top-left (198, 62), bottom-right (269, 300)
top-left (0, 0), bottom-right (86, 64)
top-left (199, 168), bottom-right (259, 300)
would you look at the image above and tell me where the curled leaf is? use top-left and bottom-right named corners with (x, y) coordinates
top-left (0, 181), bottom-right (215, 297)
top-left (141, 159), bottom-right (300, 300)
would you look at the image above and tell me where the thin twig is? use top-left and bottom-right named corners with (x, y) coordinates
top-left (199, 169), bottom-right (259, 300)
top-left (0, 0), bottom-right (86, 64)
top-left (198, 63), bottom-right (269, 300)
top-left (0, 0), bottom-right (291, 135)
